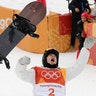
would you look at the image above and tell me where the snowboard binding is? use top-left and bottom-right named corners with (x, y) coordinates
top-left (9, 14), bottom-right (39, 43)
top-left (0, 14), bottom-right (40, 69)
top-left (0, 1), bottom-right (46, 70)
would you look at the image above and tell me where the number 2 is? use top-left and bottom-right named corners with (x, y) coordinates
top-left (48, 88), bottom-right (55, 96)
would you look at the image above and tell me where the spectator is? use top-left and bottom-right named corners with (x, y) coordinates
top-left (69, 0), bottom-right (91, 47)
top-left (76, 12), bottom-right (94, 59)
top-left (76, 12), bottom-right (89, 58)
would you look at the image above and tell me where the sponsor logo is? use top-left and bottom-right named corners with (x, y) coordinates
top-left (41, 70), bottom-right (61, 80)
top-left (0, 18), bottom-right (12, 29)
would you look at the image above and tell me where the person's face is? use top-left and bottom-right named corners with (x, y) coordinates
top-left (81, 16), bottom-right (87, 22)
top-left (46, 54), bottom-right (57, 65)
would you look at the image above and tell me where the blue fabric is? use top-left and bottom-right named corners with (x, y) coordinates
top-left (81, 1), bottom-right (84, 11)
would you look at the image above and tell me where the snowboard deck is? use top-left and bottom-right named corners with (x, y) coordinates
top-left (0, 1), bottom-right (46, 69)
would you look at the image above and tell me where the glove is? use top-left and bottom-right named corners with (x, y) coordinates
top-left (84, 36), bottom-right (96, 49)
top-left (19, 56), bottom-right (31, 65)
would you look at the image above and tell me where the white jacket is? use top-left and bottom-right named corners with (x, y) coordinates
top-left (15, 47), bottom-right (89, 96)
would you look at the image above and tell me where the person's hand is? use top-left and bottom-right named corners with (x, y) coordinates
top-left (84, 36), bottom-right (96, 49)
top-left (19, 56), bottom-right (31, 65)
top-left (75, 8), bottom-right (80, 12)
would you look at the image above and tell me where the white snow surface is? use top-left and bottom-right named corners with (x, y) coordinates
top-left (0, 0), bottom-right (96, 96)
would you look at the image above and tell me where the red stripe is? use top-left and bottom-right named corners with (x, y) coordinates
top-left (37, 0), bottom-right (46, 7)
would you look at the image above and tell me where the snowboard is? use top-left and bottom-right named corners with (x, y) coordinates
top-left (0, 1), bottom-right (46, 69)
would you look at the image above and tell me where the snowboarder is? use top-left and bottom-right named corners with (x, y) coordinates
top-left (15, 37), bottom-right (94, 96)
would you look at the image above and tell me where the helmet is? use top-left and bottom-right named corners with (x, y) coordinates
top-left (42, 48), bottom-right (59, 68)
top-left (81, 12), bottom-right (89, 19)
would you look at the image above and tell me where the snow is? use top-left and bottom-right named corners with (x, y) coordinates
top-left (0, 0), bottom-right (96, 96)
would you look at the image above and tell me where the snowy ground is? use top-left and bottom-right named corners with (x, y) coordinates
top-left (0, 0), bottom-right (96, 96)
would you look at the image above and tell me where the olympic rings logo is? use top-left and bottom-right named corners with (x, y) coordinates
top-left (41, 70), bottom-right (61, 80)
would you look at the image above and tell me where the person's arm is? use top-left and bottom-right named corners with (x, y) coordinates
top-left (15, 56), bottom-right (35, 84)
top-left (66, 47), bottom-right (89, 81)
top-left (66, 36), bottom-right (96, 81)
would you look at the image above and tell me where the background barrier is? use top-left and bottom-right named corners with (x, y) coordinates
top-left (0, 6), bottom-right (78, 53)
top-left (0, 6), bottom-right (19, 34)
top-left (84, 22), bottom-right (96, 65)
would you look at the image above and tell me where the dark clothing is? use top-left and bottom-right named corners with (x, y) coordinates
top-left (68, 0), bottom-right (91, 47)
top-left (77, 20), bottom-right (83, 36)
top-left (76, 20), bottom-right (85, 50)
